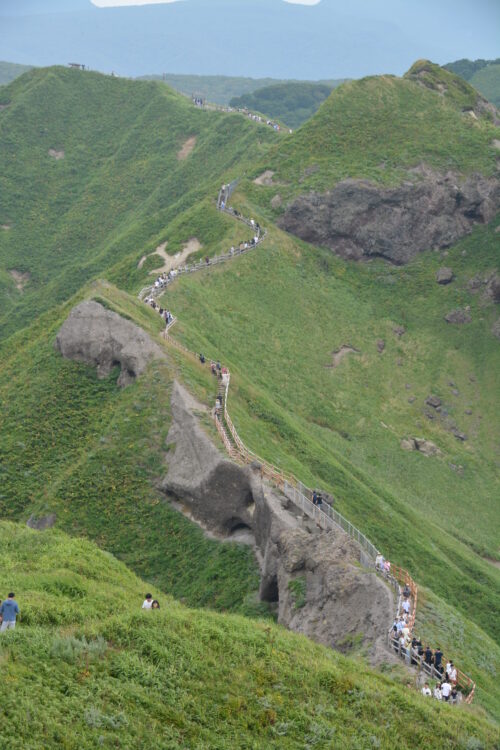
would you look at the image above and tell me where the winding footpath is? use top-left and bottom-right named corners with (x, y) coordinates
top-left (140, 187), bottom-right (476, 705)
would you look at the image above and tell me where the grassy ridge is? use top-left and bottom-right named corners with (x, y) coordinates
top-left (0, 66), bottom-right (278, 339)
top-left (0, 522), bottom-right (497, 749)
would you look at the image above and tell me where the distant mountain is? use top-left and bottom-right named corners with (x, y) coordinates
top-left (0, 61), bottom-right (33, 85)
top-left (1, 0), bottom-right (499, 79)
top-left (229, 82), bottom-right (342, 129)
top-left (444, 58), bottom-right (500, 107)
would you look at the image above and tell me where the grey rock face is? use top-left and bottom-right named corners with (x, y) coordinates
top-left (162, 381), bottom-right (260, 534)
top-left (445, 308), bottom-right (472, 324)
top-left (436, 267), bottom-right (454, 284)
top-left (275, 528), bottom-right (393, 660)
top-left (163, 381), bottom-right (394, 662)
top-left (278, 172), bottom-right (500, 264)
top-left (55, 300), bottom-right (166, 386)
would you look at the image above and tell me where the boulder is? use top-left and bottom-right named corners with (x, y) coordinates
top-left (55, 300), bottom-right (166, 386)
top-left (270, 194), bottom-right (282, 210)
top-left (436, 267), bottom-right (454, 284)
top-left (425, 395), bottom-right (442, 409)
top-left (278, 171), bottom-right (500, 264)
top-left (413, 438), bottom-right (441, 456)
top-left (445, 308), bottom-right (472, 325)
top-left (393, 326), bottom-right (406, 337)
top-left (26, 513), bottom-right (57, 530)
top-left (376, 339), bottom-right (385, 353)
top-left (400, 438), bottom-right (416, 451)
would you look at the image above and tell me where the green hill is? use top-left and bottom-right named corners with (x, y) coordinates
top-left (229, 82), bottom-right (337, 129)
top-left (0, 62), bottom-right (499, 735)
top-left (251, 61), bottom-right (498, 207)
top-left (445, 58), bottom-right (500, 107)
top-left (0, 521), bottom-right (497, 750)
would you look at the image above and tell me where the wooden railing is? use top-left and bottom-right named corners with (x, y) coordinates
top-left (141, 186), bottom-right (476, 705)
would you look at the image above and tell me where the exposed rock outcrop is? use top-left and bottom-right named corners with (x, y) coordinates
top-left (162, 380), bottom-right (394, 662)
top-left (275, 528), bottom-right (393, 659)
top-left (401, 437), bottom-right (441, 456)
top-left (445, 308), bottom-right (472, 324)
top-left (436, 267), bottom-right (454, 284)
top-left (55, 300), bottom-right (166, 386)
top-left (26, 513), bottom-right (57, 530)
top-left (278, 171), bottom-right (500, 264)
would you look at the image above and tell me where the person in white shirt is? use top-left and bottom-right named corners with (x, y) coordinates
top-left (402, 598), bottom-right (411, 614)
top-left (448, 663), bottom-right (457, 684)
top-left (441, 679), bottom-right (452, 701)
top-left (421, 683), bottom-right (431, 697)
top-left (446, 661), bottom-right (452, 677)
top-left (433, 684), bottom-right (442, 701)
top-left (142, 593), bottom-right (153, 609)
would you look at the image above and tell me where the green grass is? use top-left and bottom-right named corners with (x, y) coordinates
top-left (0, 521), bottom-right (497, 749)
top-left (0, 60), bottom-right (33, 85)
top-left (0, 66), bottom-right (278, 339)
top-left (470, 64), bottom-right (500, 108)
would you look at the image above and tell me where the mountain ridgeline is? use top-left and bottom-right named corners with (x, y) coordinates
top-left (0, 62), bottom-right (499, 744)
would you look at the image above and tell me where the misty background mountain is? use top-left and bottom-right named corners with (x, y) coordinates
top-left (2, 0), bottom-right (499, 80)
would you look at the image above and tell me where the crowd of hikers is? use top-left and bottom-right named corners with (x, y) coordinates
top-left (191, 95), bottom-right (291, 133)
top-left (386, 576), bottom-right (466, 704)
top-left (143, 295), bottom-right (174, 328)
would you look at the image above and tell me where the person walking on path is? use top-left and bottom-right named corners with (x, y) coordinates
top-left (0, 593), bottom-right (19, 631)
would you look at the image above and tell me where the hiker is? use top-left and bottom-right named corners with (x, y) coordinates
top-left (441, 678), bottom-right (451, 702)
top-left (0, 593), bottom-right (19, 631)
top-left (142, 593), bottom-right (153, 609)
top-left (375, 553), bottom-right (384, 571)
top-left (402, 597), bottom-right (410, 615)
top-left (451, 686), bottom-right (460, 704)
top-left (402, 583), bottom-right (411, 598)
top-left (421, 683), bottom-right (431, 697)
top-left (210, 361), bottom-right (217, 376)
top-left (448, 662), bottom-right (457, 685)
top-left (199, 353), bottom-right (205, 364)
top-left (151, 600), bottom-right (160, 610)
top-left (433, 683), bottom-right (442, 701)
top-left (424, 646), bottom-right (433, 666)
top-left (434, 647), bottom-right (443, 673)
top-left (383, 560), bottom-right (391, 574)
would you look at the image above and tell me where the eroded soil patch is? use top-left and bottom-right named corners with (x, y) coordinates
top-left (325, 345), bottom-right (360, 369)
top-left (177, 136), bottom-right (196, 160)
top-left (9, 269), bottom-right (31, 292)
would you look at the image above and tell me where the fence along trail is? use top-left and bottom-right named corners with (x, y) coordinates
top-left (140, 185), bottom-right (476, 705)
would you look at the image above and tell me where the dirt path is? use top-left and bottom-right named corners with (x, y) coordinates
top-left (177, 136), bottom-right (196, 160)
top-left (326, 345), bottom-right (360, 368)
top-left (138, 239), bottom-right (202, 275)
top-left (9, 269), bottom-right (31, 292)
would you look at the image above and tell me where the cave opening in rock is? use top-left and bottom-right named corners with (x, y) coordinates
top-left (260, 575), bottom-right (279, 603)
top-left (225, 517), bottom-right (252, 534)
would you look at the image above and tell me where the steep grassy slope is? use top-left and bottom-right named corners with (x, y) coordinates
top-left (0, 522), bottom-right (497, 750)
top-left (0, 67), bottom-right (278, 339)
top-left (251, 62), bottom-right (498, 212)
top-left (229, 82), bottom-right (334, 129)
top-left (0, 282), bottom-right (262, 616)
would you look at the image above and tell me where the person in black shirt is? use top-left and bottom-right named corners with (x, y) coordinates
top-left (434, 648), bottom-right (443, 673)
top-left (425, 646), bottom-right (433, 666)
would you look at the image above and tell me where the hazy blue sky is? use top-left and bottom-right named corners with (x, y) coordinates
top-left (2, 0), bottom-right (499, 79)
